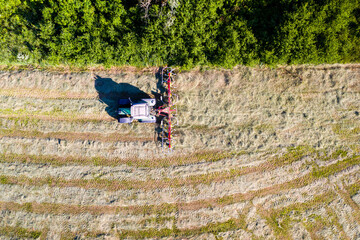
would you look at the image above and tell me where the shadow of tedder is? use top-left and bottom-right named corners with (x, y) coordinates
top-left (94, 75), bottom-right (150, 119)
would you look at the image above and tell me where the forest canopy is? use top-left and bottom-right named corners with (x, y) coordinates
top-left (0, 0), bottom-right (359, 68)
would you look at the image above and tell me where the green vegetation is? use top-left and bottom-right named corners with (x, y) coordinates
top-left (0, 225), bottom-right (42, 239)
top-left (1, 0), bottom-right (359, 69)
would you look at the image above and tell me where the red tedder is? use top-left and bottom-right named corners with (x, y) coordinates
top-left (157, 67), bottom-right (177, 150)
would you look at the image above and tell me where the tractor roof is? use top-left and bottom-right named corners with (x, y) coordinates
top-left (131, 103), bottom-right (149, 117)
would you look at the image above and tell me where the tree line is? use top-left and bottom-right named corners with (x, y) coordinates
top-left (0, 0), bottom-right (359, 68)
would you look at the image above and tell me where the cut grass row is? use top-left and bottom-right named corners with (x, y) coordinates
top-left (0, 150), bottom-right (242, 168)
top-left (0, 217), bottom-right (248, 240)
top-left (0, 156), bottom-right (359, 217)
top-left (0, 147), bottom-right (311, 190)
top-left (1, 146), bottom-right (356, 192)
top-left (0, 145), bottom-right (353, 168)
top-left (0, 111), bottom-right (113, 123)
top-left (0, 88), bottom-right (97, 100)
top-left (0, 128), bottom-right (151, 143)
top-left (0, 115), bottom-right (112, 127)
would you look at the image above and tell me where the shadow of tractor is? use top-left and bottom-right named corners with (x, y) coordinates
top-left (94, 75), bottom-right (150, 120)
top-left (94, 71), bottom-right (170, 148)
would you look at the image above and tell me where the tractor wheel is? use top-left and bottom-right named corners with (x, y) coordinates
top-left (119, 117), bottom-right (133, 123)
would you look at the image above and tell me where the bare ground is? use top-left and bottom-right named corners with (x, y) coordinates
top-left (0, 64), bottom-right (359, 239)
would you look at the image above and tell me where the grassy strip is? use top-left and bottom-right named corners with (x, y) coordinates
top-left (0, 225), bottom-right (43, 239)
top-left (0, 128), bottom-right (151, 143)
top-left (0, 147), bottom-right (310, 191)
top-left (0, 88), bottom-right (97, 100)
top-left (0, 150), bottom-right (241, 168)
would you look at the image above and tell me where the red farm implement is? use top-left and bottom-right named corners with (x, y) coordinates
top-left (157, 67), bottom-right (178, 150)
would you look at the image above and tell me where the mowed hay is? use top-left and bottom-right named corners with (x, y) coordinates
top-left (0, 64), bottom-right (359, 239)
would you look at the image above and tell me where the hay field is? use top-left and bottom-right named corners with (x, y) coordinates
top-left (0, 64), bottom-right (359, 239)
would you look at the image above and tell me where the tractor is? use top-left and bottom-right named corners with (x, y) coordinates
top-left (117, 67), bottom-right (177, 150)
top-left (118, 98), bottom-right (156, 123)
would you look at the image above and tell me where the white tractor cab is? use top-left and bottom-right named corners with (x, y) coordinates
top-left (118, 98), bottom-right (156, 123)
